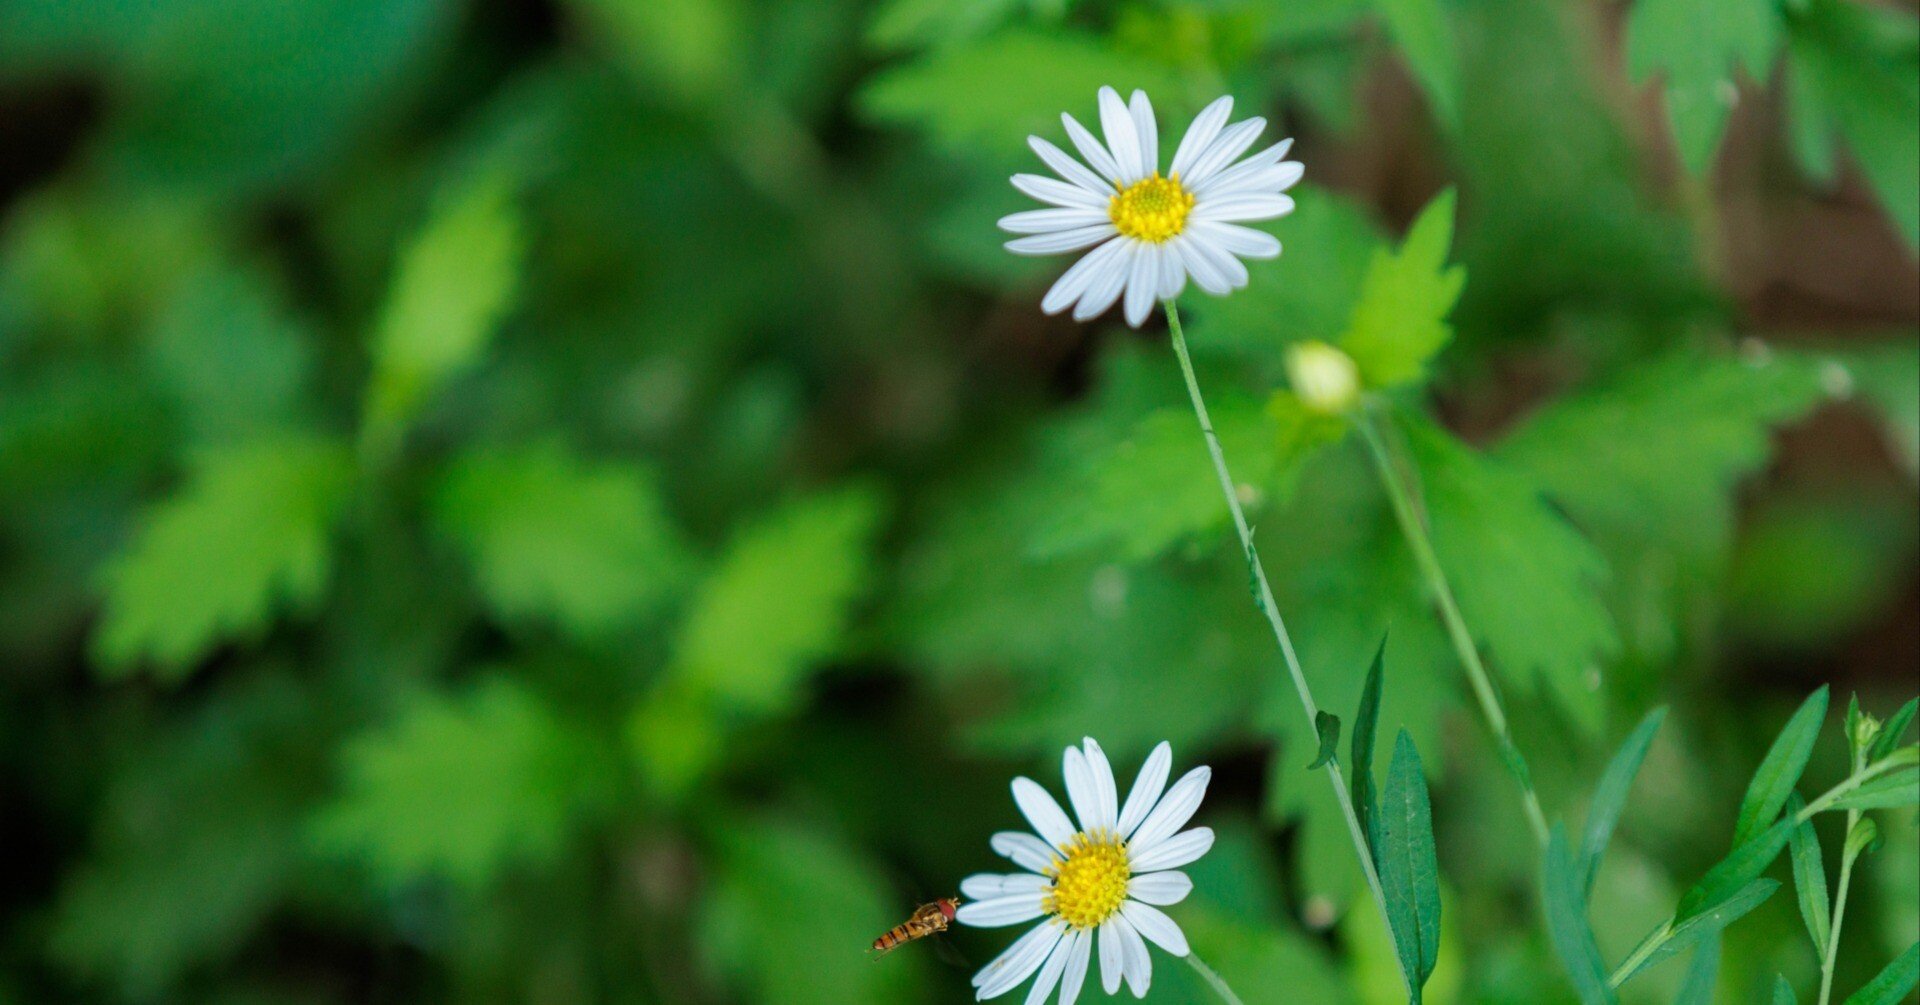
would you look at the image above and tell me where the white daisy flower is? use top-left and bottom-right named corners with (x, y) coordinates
top-left (958, 738), bottom-right (1215, 1003)
top-left (1001, 87), bottom-right (1304, 328)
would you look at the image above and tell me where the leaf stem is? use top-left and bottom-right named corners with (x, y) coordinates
top-left (1186, 951), bottom-right (1248, 1005)
top-left (1819, 744), bottom-right (1867, 1005)
top-left (1163, 301), bottom-right (1411, 998)
top-left (1353, 404), bottom-right (1553, 848)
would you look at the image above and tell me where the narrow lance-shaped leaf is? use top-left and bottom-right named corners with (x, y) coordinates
top-left (1375, 730), bottom-right (1442, 997)
top-left (1734, 686), bottom-right (1829, 847)
top-left (1786, 794), bottom-right (1830, 962)
top-left (1844, 942), bottom-right (1919, 1005)
top-left (1674, 935), bottom-right (1721, 1005)
top-left (1827, 765), bottom-right (1919, 813)
top-left (1541, 826), bottom-right (1616, 1005)
top-left (1627, 879), bottom-right (1781, 983)
top-left (1870, 698), bottom-right (1918, 762)
top-left (1578, 706), bottom-right (1667, 895)
top-left (1676, 817), bottom-right (1794, 920)
top-left (1308, 711), bottom-right (1340, 770)
top-left (1350, 633), bottom-right (1389, 852)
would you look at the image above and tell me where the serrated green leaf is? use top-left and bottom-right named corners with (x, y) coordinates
top-left (362, 169), bottom-right (523, 455)
top-left (1374, 0), bottom-right (1461, 127)
top-left (1845, 942), bottom-right (1920, 1005)
top-left (1787, 794), bottom-right (1831, 962)
top-left (1786, 0), bottom-right (1920, 248)
top-left (1828, 768), bottom-right (1918, 812)
top-left (1351, 633), bottom-right (1389, 849)
top-left (94, 435), bottom-right (353, 678)
top-left (1735, 686), bottom-right (1829, 847)
top-left (1625, 0), bottom-right (1780, 174)
top-left (1542, 826), bottom-right (1616, 1005)
top-left (1337, 189), bottom-right (1464, 390)
top-left (672, 486), bottom-right (884, 712)
top-left (433, 441), bottom-right (689, 638)
top-left (1308, 711), bottom-right (1340, 769)
top-left (1375, 730), bottom-right (1441, 995)
top-left (1675, 935), bottom-right (1721, 1005)
top-left (1578, 706), bottom-right (1667, 895)
top-left (1774, 974), bottom-right (1800, 1005)
top-left (1401, 413), bottom-right (1616, 729)
top-left (310, 678), bottom-right (602, 888)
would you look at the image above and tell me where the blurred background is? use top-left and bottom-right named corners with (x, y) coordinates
top-left (0, 0), bottom-right (1915, 1002)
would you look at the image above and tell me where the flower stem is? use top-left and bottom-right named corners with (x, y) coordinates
top-left (1186, 951), bottom-right (1248, 1005)
top-left (1162, 301), bottom-right (1411, 997)
top-left (1819, 744), bottom-right (1868, 1005)
top-left (1354, 405), bottom-right (1552, 849)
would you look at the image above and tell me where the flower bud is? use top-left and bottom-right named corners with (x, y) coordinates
top-left (1286, 340), bottom-right (1361, 415)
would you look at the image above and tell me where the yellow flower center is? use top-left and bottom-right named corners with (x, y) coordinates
top-left (1109, 174), bottom-right (1194, 243)
top-left (1045, 830), bottom-right (1131, 929)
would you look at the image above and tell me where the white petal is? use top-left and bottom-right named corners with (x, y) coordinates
top-left (1012, 173), bottom-right (1108, 208)
top-left (1082, 739), bottom-right (1119, 834)
top-left (1012, 777), bottom-right (1077, 850)
top-left (1118, 742), bottom-right (1172, 838)
top-left (1098, 86), bottom-right (1144, 184)
top-left (1062, 114), bottom-right (1126, 184)
top-left (1005, 224), bottom-right (1118, 256)
top-left (1098, 919), bottom-right (1125, 994)
top-left (1128, 90), bottom-right (1158, 177)
top-left (1128, 827), bottom-right (1216, 872)
top-left (1113, 913), bottom-right (1153, 997)
top-left (1156, 242), bottom-right (1186, 300)
top-left (1073, 241), bottom-right (1134, 321)
top-left (1181, 231), bottom-right (1247, 290)
top-left (1125, 871), bottom-right (1193, 906)
top-left (963, 872), bottom-right (1052, 900)
top-left (993, 831), bottom-right (1061, 874)
top-left (1000, 208), bottom-right (1110, 234)
top-left (1056, 930), bottom-right (1092, 1005)
top-left (1193, 194), bottom-right (1295, 223)
top-left (1030, 136), bottom-right (1116, 196)
top-left (1063, 746), bottom-right (1103, 836)
top-left (1198, 164), bottom-right (1305, 202)
top-left (1128, 767), bottom-right (1211, 856)
top-left (1183, 118), bottom-right (1266, 187)
top-left (958, 894), bottom-right (1049, 928)
top-left (1191, 141), bottom-right (1297, 196)
top-left (1169, 95), bottom-right (1232, 179)
top-left (1023, 938), bottom-right (1073, 1005)
top-left (1119, 902), bottom-right (1189, 957)
top-left (1172, 237), bottom-right (1231, 296)
top-left (1122, 242), bottom-right (1159, 327)
top-left (1190, 220), bottom-right (1279, 259)
top-left (977, 921), bottom-right (1067, 999)
top-left (1041, 238), bottom-right (1127, 316)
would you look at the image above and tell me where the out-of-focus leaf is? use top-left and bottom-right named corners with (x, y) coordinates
top-left (1734, 686), bottom-right (1829, 847)
top-left (1402, 414), bottom-right (1615, 730)
top-left (310, 678), bottom-right (604, 889)
top-left (1775, 974), bottom-right (1800, 1005)
top-left (1266, 392), bottom-right (1350, 498)
top-left (700, 817), bottom-right (926, 1004)
top-left (1625, 0), bottom-right (1779, 174)
top-left (1788, 794), bottom-right (1831, 961)
top-left (568, 0), bottom-right (743, 103)
top-left (1845, 942), bottom-right (1919, 1005)
top-left (94, 436), bottom-right (354, 678)
top-left (362, 169), bottom-right (523, 457)
top-left (1786, 0), bottom-right (1920, 248)
top-left (1336, 190), bottom-right (1463, 390)
top-left (0, 187), bottom-right (219, 340)
top-left (1726, 493), bottom-right (1918, 653)
top-left (1374, 730), bottom-right (1441, 996)
top-left (143, 266), bottom-right (313, 445)
top-left (1842, 340), bottom-right (1920, 479)
top-left (1541, 826), bottom-right (1616, 1005)
top-left (672, 486), bottom-right (884, 712)
top-left (1373, 0), bottom-right (1461, 128)
top-left (433, 441), bottom-right (689, 638)
top-left (1189, 187), bottom-right (1382, 358)
top-left (1578, 706), bottom-right (1667, 895)
top-left (866, 0), bottom-right (1024, 51)
top-left (1675, 935), bottom-right (1721, 1005)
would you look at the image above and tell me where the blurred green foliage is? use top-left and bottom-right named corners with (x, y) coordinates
top-left (0, 0), bottom-right (1915, 1002)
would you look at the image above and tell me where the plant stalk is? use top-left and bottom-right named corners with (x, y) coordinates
top-left (1163, 301), bottom-right (1411, 997)
top-left (1186, 951), bottom-right (1248, 1005)
top-left (1354, 405), bottom-right (1553, 848)
top-left (1819, 743), bottom-right (1868, 1005)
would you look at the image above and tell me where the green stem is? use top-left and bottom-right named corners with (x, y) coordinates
top-left (1819, 744), bottom-right (1868, 1005)
top-left (1355, 405), bottom-right (1553, 849)
top-left (1163, 302), bottom-right (1411, 998)
top-left (1186, 951), bottom-right (1248, 1005)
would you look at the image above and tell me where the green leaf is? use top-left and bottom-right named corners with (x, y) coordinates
top-left (1827, 767), bottom-right (1919, 812)
top-left (1735, 686), bottom-right (1830, 847)
top-left (1625, 880), bottom-right (1780, 985)
top-left (1266, 391), bottom-right (1351, 501)
top-left (1541, 826), bottom-right (1616, 1005)
top-left (1844, 816), bottom-right (1882, 861)
top-left (1871, 697), bottom-right (1918, 762)
top-left (1308, 711), bottom-right (1341, 770)
top-left (1786, 0), bottom-right (1920, 248)
top-left (362, 169), bottom-right (523, 455)
top-left (1625, 0), bottom-right (1780, 174)
top-left (1189, 188), bottom-right (1382, 358)
top-left (1030, 400), bottom-right (1276, 563)
top-left (1774, 974), bottom-right (1800, 1005)
top-left (143, 266), bottom-right (314, 445)
top-left (310, 678), bottom-right (603, 889)
top-left (671, 486), bottom-right (885, 712)
top-left (1787, 794), bottom-right (1831, 962)
top-left (1677, 814), bottom-right (1794, 921)
top-left (567, 0), bottom-right (743, 103)
top-left (1675, 935), bottom-right (1721, 1005)
top-left (1578, 706), bottom-right (1667, 895)
top-left (1351, 633), bottom-right (1389, 848)
top-left (1845, 942), bottom-right (1920, 1005)
top-left (866, 0), bottom-right (1022, 50)
top-left (1401, 414), bottom-right (1616, 729)
top-left (1374, 0), bottom-right (1461, 127)
top-left (1375, 730), bottom-right (1441, 995)
top-left (1336, 189), bottom-right (1464, 390)
top-left (433, 441), bottom-right (689, 638)
top-left (1841, 341), bottom-right (1919, 479)
top-left (93, 435), bottom-right (354, 678)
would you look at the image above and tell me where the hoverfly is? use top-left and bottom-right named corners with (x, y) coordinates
top-left (870, 897), bottom-right (961, 956)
